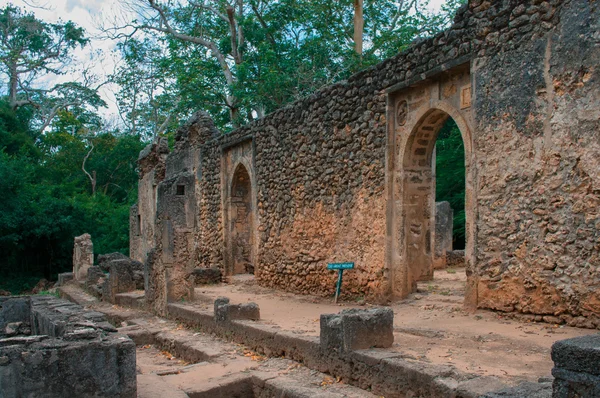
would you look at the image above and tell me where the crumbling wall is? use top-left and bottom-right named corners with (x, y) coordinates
top-left (0, 296), bottom-right (136, 397)
top-left (130, 138), bottom-right (168, 264)
top-left (73, 233), bottom-right (93, 281)
top-left (137, 0), bottom-right (600, 322)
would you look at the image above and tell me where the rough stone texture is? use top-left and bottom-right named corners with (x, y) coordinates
top-left (98, 252), bottom-right (140, 272)
top-left (481, 381), bottom-right (552, 398)
top-left (551, 334), bottom-right (600, 397)
top-left (130, 138), bottom-right (169, 264)
top-left (320, 308), bottom-right (394, 352)
top-left (57, 272), bottom-right (74, 286)
top-left (0, 296), bottom-right (135, 397)
top-left (434, 201), bottom-right (454, 270)
top-left (0, 296), bottom-right (31, 334)
top-left (135, 0), bottom-right (600, 322)
top-left (87, 266), bottom-right (105, 286)
top-left (73, 233), bottom-right (93, 281)
top-left (103, 261), bottom-right (137, 303)
top-left (192, 267), bottom-right (222, 285)
top-left (446, 250), bottom-right (466, 268)
top-left (214, 297), bottom-right (261, 323)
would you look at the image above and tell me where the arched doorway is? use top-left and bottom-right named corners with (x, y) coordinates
top-left (229, 163), bottom-right (254, 275)
top-left (399, 106), bottom-right (475, 305)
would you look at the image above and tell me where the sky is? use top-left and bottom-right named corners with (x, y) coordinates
top-left (6, 0), bottom-right (448, 124)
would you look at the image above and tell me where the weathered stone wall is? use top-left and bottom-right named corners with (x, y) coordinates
top-left (136, 0), bottom-right (600, 322)
top-left (130, 138), bottom-right (168, 265)
top-left (0, 296), bottom-right (136, 397)
top-left (473, 0), bottom-right (600, 324)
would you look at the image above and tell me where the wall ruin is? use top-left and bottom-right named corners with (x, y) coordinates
top-left (133, 0), bottom-right (600, 323)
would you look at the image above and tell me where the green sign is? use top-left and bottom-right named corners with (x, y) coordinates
top-left (327, 262), bottom-right (355, 270)
top-left (327, 262), bottom-right (355, 303)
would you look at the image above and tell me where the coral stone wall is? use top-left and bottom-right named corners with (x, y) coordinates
top-left (473, 0), bottom-right (600, 325)
top-left (136, 0), bottom-right (600, 322)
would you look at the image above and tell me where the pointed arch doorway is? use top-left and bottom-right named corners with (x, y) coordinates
top-left (227, 162), bottom-right (255, 275)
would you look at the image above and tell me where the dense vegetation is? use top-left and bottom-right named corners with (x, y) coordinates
top-left (435, 119), bottom-right (466, 250)
top-left (0, 1), bottom-right (465, 292)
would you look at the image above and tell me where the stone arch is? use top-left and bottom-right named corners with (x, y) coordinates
top-left (227, 162), bottom-right (255, 275)
top-left (398, 103), bottom-right (476, 307)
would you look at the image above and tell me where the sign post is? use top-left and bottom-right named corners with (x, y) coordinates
top-left (327, 262), bottom-right (355, 303)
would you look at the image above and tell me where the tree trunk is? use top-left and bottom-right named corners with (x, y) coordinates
top-left (353, 0), bottom-right (364, 55)
top-left (8, 62), bottom-right (19, 109)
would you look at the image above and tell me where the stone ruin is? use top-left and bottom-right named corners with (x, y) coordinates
top-left (0, 295), bottom-right (136, 397)
top-left (72, 233), bottom-right (93, 281)
top-left (434, 201), bottom-right (454, 269)
top-left (61, 234), bottom-right (146, 306)
top-left (130, 0), bottom-right (600, 326)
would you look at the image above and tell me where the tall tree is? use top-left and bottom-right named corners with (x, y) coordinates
top-left (353, 0), bottom-right (364, 55)
top-left (0, 5), bottom-right (106, 134)
top-left (106, 0), bottom-right (466, 131)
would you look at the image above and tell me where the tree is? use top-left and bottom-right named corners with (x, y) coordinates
top-left (0, 5), bottom-right (107, 135)
top-left (105, 0), bottom-right (466, 132)
top-left (0, 5), bottom-right (87, 108)
top-left (353, 0), bottom-right (364, 55)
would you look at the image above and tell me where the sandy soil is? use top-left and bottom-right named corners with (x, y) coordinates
top-left (191, 268), bottom-right (596, 385)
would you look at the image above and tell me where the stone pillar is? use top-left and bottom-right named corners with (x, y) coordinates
top-left (551, 335), bottom-right (600, 397)
top-left (73, 233), bottom-right (93, 281)
top-left (433, 201), bottom-right (453, 270)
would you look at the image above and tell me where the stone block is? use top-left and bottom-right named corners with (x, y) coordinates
top-left (551, 335), bottom-right (600, 397)
top-left (73, 233), bottom-right (93, 281)
top-left (214, 297), bottom-right (260, 323)
top-left (86, 266), bottom-right (105, 287)
top-left (434, 201), bottom-right (453, 269)
top-left (0, 296), bottom-right (136, 397)
top-left (57, 272), bottom-right (74, 286)
top-left (104, 262), bottom-right (136, 303)
top-left (320, 308), bottom-right (394, 352)
top-left (228, 302), bottom-right (260, 321)
top-left (97, 252), bottom-right (129, 271)
top-left (98, 253), bottom-right (143, 273)
top-left (214, 297), bottom-right (231, 323)
top-left (0, 297), bottom-right (31, 334)
top-left (552, 335), bottom-right (600, 376)
top-left (192, 267), bottom-right (222, 285)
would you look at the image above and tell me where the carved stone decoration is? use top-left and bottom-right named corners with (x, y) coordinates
top-left (460, 85), bottom-right (472, 109)
top-left (396, 100), bottom-right (408, 126)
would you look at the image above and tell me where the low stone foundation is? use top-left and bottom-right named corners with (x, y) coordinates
top-left (0, 295), bottom-right (136, 397)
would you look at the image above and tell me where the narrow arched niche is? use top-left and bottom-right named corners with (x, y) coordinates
top-left (229, 163), bottom-right (254, 275)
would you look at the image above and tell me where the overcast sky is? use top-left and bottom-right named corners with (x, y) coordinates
top-left (8, 0), bottom-right (447, 123)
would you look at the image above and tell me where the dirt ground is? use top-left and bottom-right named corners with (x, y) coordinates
top-left (190, 267), bottom-right (596, 386)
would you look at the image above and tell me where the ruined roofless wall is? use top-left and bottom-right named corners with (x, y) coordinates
top-left (137, 0), bottom-right (600, 323)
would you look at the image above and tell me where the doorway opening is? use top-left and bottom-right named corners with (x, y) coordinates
top-left (401, 108), bottom-right (469, 292)
top-left (229, 163), bottom-right (254, 275)
top-left (434, 117), bottom-right (466, 258)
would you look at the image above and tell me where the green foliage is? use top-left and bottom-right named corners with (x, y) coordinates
top-left (435, 118), bottom-right (466, 249)
top-left (0, 98), bottom-right (145, 290)
top-left (112, 0), bottom-right (467, 133)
